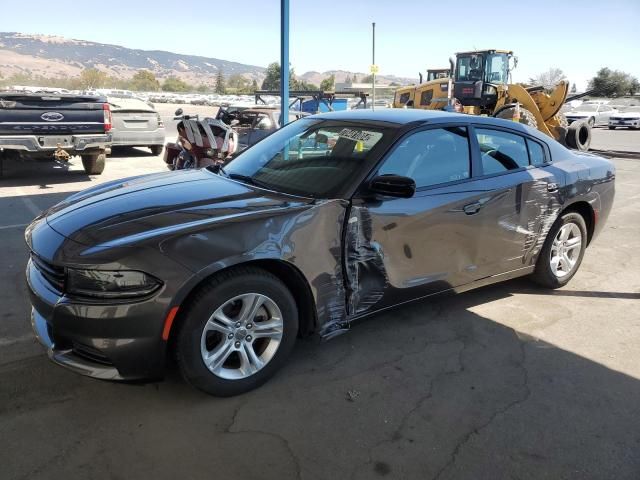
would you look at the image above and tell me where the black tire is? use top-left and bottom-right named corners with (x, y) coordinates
top-left (175, 266), bottom-right (298, 396)
top-left (608, 126), bottom-right (616, 130)
top-left (150, 145), bottom-right (163, 156)
top-left (495, 106), bottom-right (538, 129)
top-left (81, 152), bottom-right (106, 175)
top-left (531, 212), bottom-right (588, 289)
top-left (566, 120), bottom-right (591, 151)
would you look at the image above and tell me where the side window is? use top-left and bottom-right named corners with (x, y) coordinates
top-left (476, 128), bottom-right (529, 175)
top-left (420, 89), bottom-right (433, 106)
top-left (527, 139), bottom-right (546, 166)
top-left (398, 92), bottom-right (411, 105)
top-left (378, 127), bottom-right (471, 189)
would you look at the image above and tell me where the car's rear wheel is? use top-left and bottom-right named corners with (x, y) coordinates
top-left (176, 267), bottom-right (298, 396)
top-left (150, 145), bottom-right (163, 156)
top-left (531, 212), bottom-right (587, 288)
top-left (81, 152), bottom-right (106, 175)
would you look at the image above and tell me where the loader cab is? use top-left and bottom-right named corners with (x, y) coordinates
top-left (453, 50), bottom-right (513, 114)
top-left (426, 68), bottom-right (450, 82)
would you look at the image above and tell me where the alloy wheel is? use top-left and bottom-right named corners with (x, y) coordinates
top-left (200, 293), bottom-right (283, 380)
top-left (549, 223), bottom-right (582, 278)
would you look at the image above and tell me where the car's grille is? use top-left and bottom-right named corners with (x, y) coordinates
top-left (31, 254), bottom-right (65, 292)
top-left (72, 342), bottom-right (113, 366)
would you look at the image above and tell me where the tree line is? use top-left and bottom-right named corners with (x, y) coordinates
top-left (0, 68), bottom-right (260, 94)
top-left (529, 67), bottom-right (639, 97)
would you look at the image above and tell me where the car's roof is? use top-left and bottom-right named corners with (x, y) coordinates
top-left (310, 108), bottom-right (553, 143)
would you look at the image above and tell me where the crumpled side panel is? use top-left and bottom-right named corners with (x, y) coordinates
top-left (344, 206), bottom-right (388, 316)
top-left (521, 180), bottom-right (562, 265)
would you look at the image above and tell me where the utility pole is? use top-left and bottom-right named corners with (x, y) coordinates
top-left (372, 22), bottom-right (376, 111)
top-left (280, 0), bottom-right (289, 125)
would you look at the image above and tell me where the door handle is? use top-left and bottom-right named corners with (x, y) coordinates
top-left (547, 182), bottom-right (559, 193)
top-left (463, 202), bottom-right (482, 215)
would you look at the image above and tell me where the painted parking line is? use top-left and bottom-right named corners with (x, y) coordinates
top-left (0, 223), bottom-right (28, 231)
top-left (15, 187), bottom-right (43, 217)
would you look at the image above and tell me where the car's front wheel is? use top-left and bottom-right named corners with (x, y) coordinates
top-left (176, 267), bottom-right (298, 396)
top-left (531, 212), bottom-right (587, 288)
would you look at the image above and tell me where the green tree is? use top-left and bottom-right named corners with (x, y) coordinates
top-left (130, 70), bottom-right (160, 91)
top-left (196, 84), bottom-right (209, 93)
top-left (588, 68), bottom-right (635, 97)
top-left (320, 74), bottom-right (335, 92)
top-left (79, 68), bottom-right (107, 89)
top-left (162, 76), bottom-right (190, 92)
top-left (251, 79), bottom-right (258, 92)
top-left (227, 74), bottom-right (251, 93)
top-left (261, 62), bottom-right (299, 90)
top-left (215, 69), bottom-right (226, 94)
top-left (628, 78), bottom-right (640, 96)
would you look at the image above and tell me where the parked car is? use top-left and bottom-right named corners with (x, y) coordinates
top-left (608, 106), bottom-right (640, 130)
top-left (565, 104), bottom-right (618, 126)
top-left (217, 107), bottom-right (308, 151)
top-left (0, 92), bottom-right (111, 175)
top-left (108, 96), bottom-right (165, 155)
top-left (26, 110), bottom-right (615, 396)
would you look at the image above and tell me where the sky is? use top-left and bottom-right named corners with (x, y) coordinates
top-left (1, 0), bottom-right (639, 89)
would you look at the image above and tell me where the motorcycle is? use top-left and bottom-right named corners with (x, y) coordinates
top-left (163, 108), bottom-right (237, 170)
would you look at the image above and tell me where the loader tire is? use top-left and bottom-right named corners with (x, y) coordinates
top-left (81, 152), bottom-right (106, 175)
top-left (565, 121), bottom-right (591, 151)
top-left (495, 106), bottom-right (538, 130)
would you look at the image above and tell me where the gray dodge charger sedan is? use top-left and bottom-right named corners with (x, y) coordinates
top-left (26, 110), bottom-right (615, 396)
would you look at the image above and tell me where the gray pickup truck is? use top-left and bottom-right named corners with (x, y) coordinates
top-left (0, 92), bottom-right (112, 175)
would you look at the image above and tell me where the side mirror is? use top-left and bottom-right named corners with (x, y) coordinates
top-left (175, 108), bottom-right (183, 116)
top-left (369, 175), bottom-right (416, 198)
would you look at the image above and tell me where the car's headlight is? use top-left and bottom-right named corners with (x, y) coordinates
top-left (66, 269), bottom-right (162, 299)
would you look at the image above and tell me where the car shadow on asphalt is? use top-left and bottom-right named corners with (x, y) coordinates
top-left (109, 146), bottom-right (157, 158)
top-left (1, 277), bottom-right (639, 479)
top-left (0, 158), bottom-right (90, 188)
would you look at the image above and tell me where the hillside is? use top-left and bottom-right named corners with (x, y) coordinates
top-left (0, 32), bottom-right (265, 85)
top-left (0, 32), bottom-right (415, 88)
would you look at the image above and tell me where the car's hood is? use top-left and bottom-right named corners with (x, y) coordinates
top-left (44, 168), bottom-right (311, 247)
top-left (611, 112), bottom-right (640, 118)
top-left (566, 111), bottom-right (594, 116)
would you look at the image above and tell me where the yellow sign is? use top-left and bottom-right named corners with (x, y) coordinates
top-left (370, 64), bottom-right (379, 74)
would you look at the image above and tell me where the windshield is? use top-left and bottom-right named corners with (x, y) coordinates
top-left (575, 105), bottom-right (598, 112)
top-left (456, 55), bottom-right (483, 82)
top-left (485, 53), bottom-right (509, 84)
top-left (224, 119), bottom-right (390, 198)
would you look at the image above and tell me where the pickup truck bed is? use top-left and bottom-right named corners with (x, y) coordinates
top-left (0, 92), bottom-right (112, 175)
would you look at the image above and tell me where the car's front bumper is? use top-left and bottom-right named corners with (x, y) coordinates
top-left (26, 257), bottom-right (168, 381)
top-left (609, 119), bottom-right (640, 128)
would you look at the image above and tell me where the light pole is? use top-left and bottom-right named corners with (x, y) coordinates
top-left (372, 22), bottom-right (376, 111)
top-left (280, 0), bottom-right (289, 125)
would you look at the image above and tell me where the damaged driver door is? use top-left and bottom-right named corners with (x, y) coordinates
top-left (345, 125), bottom-right (495, 316)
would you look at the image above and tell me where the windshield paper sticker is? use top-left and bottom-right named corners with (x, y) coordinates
top-left (338, 128), bottom-right (373, 142)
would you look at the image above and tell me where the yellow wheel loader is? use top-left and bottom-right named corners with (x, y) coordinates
top-left (393, 50), bottom-right (590, 151)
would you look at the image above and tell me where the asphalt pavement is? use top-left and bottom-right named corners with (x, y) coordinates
top-left (0, 127), bottom-right (639, 480)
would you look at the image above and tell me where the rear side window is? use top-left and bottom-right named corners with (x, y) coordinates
top-left (527, 139), bottom-right (546, 166)
top-left (420, 89), bottom-right (433, 106)
top-left (378, 127), bottom-right (471, 189)
top-left (476, 128), bottom-right (528, 174)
